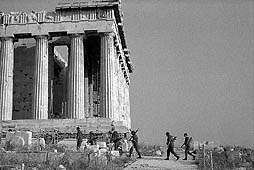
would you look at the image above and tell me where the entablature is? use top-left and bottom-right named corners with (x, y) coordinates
top-left (0, 0), bottom-right (133, 84)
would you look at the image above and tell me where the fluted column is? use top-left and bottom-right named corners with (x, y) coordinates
top-left (84, 38), bottom-right (89, 118)
top-left (100, 32), bottom-right (114, 118)
top-left (67, 34), bottom-right (85, 119)
top-left (0, 37), bottom-right (14, 120)
top-left (116, 55), bottom-right (121, 121)
top-left (32, 35), bottom-right (49, 119)
top-left (111, 44), bottom-right (117, 121)
top-left (126, 85), bottom-right (131, 128)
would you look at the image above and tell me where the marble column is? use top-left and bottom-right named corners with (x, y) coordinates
top-left (84, 38), bottom-right (89, 118)
top-left (100, 32), bottom-right (114, 118)
top-left (32, 35), bottom-right (49, 119)
top-left (67, 34), bottom-right (85, 119)
top-left (0, 37), bottom-right (14, 120)
top-left (111, 45), bottom-right (117, 121)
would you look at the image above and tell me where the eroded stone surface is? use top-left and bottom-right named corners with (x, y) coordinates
top-left (123, 156), bottom-right (198, 170)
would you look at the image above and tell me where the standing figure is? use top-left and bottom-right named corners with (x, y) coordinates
top-left (88, 131), bottom-right (97, 145)
top-left (181, 133), bottom-right (195, 160)
top-left (165, 132), bottom-right (179, 160)
top-left (129, 130), bottom-right (142, 158)
top-left (76, 127), bottom-right (83, 151)
top-left (112, 130), bottom-right (120, 150)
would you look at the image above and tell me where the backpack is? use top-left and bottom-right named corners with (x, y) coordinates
top-left (188, 137), bottom-right (194, 150)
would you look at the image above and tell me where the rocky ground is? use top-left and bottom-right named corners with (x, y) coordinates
top-left (123, 155), bottom-right (198, 170)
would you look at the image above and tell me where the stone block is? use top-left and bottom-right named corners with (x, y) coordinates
top-left (47, 152), bottom-right (65, 166)
top-left (110, 150), bottom-right (120, 157)
top-left (57, 165), bottom-right (66, 170)
top-left (86, 144), bottom-right (100, 153)
top-left (57, 138), bottom-right (88, 151)
top-left (97, 141), bottom-right (106, 148)
top-left (100, 148), bottom-right (107, 154)
top-left (0, 147), bottom-right (7, 153)
top-left (31, 138), bottom-right (46, 150)
top-left (6, 131), bottom-right (15, 143)
top-left (9, 136), bottom-right (25, 150)
top-left (121, 139), bottom-right (129, 152)
top-left (155, 150), bottom-right (162, 156)
top-left (20, 152), bottom-right (47, 163)
top-left (15, 131), bottom-right (32, 146)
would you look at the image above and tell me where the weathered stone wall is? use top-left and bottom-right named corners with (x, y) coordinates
top-left (13, 46), bottom-right (35, 119)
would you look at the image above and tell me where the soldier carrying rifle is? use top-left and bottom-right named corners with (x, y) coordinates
top-left (128, 129), bottom-right (142, 159)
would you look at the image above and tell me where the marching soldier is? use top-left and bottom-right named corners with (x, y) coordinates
top-left (76, 127), bottom-right (83, 151)
top-left (181, 133), bottom-right (195, 160)
top-left (165, 132), bottom-right (179, 160)
top-left (129, 129), bottom-right (142, 158)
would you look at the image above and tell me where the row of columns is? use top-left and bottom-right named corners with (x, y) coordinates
top-left (0, 32), bottom-right (128, 121)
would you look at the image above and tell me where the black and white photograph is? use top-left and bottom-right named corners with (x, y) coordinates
top-left (0, 0), bottom-right (253, 169)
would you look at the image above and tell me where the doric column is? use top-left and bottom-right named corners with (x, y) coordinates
top-left (32, 35), bottom-right (49, 119)
top-left (126, 85), bottom-right (131, 128)
top-left (67, 34), bottom-right (85, 119)
top-left (100, 32), bottom-right (114, 118)
top-left (116, 54), bottom-right (121, 121)
top-left (111, 44), bottom-right (117, 121)
top-left (0, 37), bottom-right (14, 120)
top-left (84, 38), bottom-right (89, 118)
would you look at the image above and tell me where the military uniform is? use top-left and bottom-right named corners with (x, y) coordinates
top-left (165, 133), bottom-right (179, 160)
top-left (182, 136), bottom-right (195, 160)
top-left (129, 132), bottom-right (142, 158)
top-left (76, 128), bottom-right (83, 150)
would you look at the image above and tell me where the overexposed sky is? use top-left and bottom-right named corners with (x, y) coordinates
top-left (122, 0), bottom-right (254, 147)
top-left (0, 0), bottom-right (253, 147)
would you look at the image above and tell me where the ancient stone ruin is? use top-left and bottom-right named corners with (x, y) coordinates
top-left (0, 0), bottom-right (133, 138)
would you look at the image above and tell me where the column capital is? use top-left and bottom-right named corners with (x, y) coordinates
top-left (70, 33), bottom-right (85, 38)
top-left (34, 35), bottom-right (49, 40)
top-left (0, 36), bottom-right (14, 41)
top-left (99, 32), bottom-right (115, 38)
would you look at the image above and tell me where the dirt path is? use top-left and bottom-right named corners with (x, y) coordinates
top-left (123, 156), bottom-right (198, 170)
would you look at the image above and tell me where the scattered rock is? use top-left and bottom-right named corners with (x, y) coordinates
top-left (31, 138), bottom-right (45, 151)
top-left (110, 150), bottom-right (120, 157)
top-left (97, 141), bottom-right (107, 148)
top-left (155, 150), bottom-right (162, 156)
top-left (15, 131), bottom-right (32, 146)
top-left (57, 165), bottom-right (66, 170)
top-left (9, 136), bottom-right (25, 150)
top-left (0, 147), bottom-right (7, 153)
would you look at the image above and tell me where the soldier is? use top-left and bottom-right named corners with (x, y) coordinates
top-left (165, 132), bottom-right (179, 160)
top-left (181, 133), bottom-right (195, 160)
top-left (129, 129), bottom-right (142, 158)
top-left (76, 127), bottom-right (83, 151)
top-left (112, 130), bottom-right (120, 150)
top-left (88, 131), bottom-right (97, 145)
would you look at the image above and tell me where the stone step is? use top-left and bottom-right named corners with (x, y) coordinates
top-left (1, 118), bottom-right (128, 134)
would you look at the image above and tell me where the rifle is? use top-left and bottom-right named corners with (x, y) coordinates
top-left (128, 128), bottom-right (139, 141)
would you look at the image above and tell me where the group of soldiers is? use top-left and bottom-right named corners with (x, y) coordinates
top-left (76, 127), bottom-right (142, 158)
top-left (165, 132), bottom-right (195, 161)
top-left (76, 127), bottom-right (195, 160)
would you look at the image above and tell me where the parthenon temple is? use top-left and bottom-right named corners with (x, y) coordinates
top-left (0, 0), bottom-right (133, 135)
